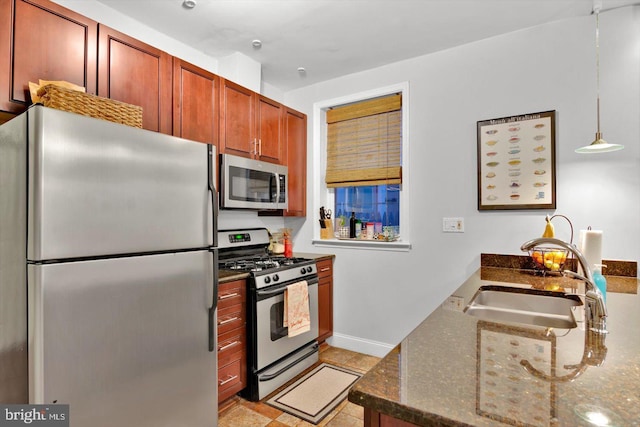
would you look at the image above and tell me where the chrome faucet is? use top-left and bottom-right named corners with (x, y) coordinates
top-left (520, 237), bottom-right (608, 334)
top-left (519, 237), bottom-right (608, 382)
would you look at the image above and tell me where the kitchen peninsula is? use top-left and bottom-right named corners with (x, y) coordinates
top-left (349, 255), bottom-right (639, 426)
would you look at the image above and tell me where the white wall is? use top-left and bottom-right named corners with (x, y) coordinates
top-left (284, 6), bottom-right (640, 356)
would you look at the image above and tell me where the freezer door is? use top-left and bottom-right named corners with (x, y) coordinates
top-left (27, 106), bottom-right (215, 261)
top-left (28, 251), bottom-right (217, 427)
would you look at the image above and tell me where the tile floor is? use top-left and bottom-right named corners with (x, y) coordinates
top-left (218, 344), bottom-right (381, 427)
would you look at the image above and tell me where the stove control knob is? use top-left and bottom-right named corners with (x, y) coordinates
top-left (300, 267), bottom-right (307, 275)
top-left (306, 266), bottom-right (313, 273)
top-left (264, 276), bottom-right (271, 285)
top-left (272, 274), bottom-right (279, 282)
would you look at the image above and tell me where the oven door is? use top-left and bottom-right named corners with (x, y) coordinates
top-left (255, 278), bottom-right (318, 371)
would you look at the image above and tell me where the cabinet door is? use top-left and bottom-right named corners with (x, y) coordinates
top-left (98, 25), bottom-right (171, 134)
top-left (0, 0), bottom-right (97, 114)
top-left (317, 259), bottom-right (333, 343)
top-left (219, 78), bottom-right (254, 158)
top-left (283, 107), bottom-right (307, 216)
top-left (172, 58), bottom-right (218, 145)
top-left (255, 95), bottom-right (283, 164)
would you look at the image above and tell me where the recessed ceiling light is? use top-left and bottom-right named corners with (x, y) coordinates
top-left (297, 67), bottom-right (307, 75)
top-left (252, 39), bottom-right (262, 49)
top-left (182, 0), bottom-right (196, 9)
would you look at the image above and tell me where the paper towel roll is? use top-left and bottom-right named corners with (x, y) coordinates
top-left (578, 229), bottom-right (602, 275)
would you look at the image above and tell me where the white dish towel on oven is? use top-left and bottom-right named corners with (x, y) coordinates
top-left (283, 280), bottom-right (311, 337)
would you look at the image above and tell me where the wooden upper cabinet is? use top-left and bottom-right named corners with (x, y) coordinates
top-left (283, 107), bottom-right (307, 217)
top-left (219, 78), bottom-right (254, 157)
top-left (255, 95), bottom-right (283, 164)
top-left (98, 25), bottom-right (172, 134)
top-left (0, 0), bottom-right (97, 114)
top-left (219, 78), bottom-right (284, 164)
top-left (172, 58), bottom-right (218, 145)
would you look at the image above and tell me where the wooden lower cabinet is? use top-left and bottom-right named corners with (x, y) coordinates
top-left (217, 279), bottom-right (247, 404)
top-left (365, 408), bottom-right (419, 427)
top-left (317, 258), bottom-right (333, 343)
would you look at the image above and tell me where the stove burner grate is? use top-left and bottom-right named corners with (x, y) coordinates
top-left (219, 256), bottom-right (311, 273)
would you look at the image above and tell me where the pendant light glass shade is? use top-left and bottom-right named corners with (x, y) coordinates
top-left (575, 7), bottom-right (624, 154)
top-left (575, 133), bottom-right (624, 153)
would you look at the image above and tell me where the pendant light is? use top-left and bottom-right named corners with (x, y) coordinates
top-left (575, 4), bottom-right (624, 153)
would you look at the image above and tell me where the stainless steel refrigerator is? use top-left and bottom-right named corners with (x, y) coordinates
top-left (0, 106), bottom-right (218, 426)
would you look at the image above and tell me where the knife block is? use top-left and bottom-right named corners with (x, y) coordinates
top-left (320, 220), bottom-right (334, 239)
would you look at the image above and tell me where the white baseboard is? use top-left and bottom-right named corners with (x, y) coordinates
top-left (326, 332), bottom-right (394, 358)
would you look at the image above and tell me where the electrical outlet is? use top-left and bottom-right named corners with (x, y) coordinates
top-left (442, 295), bottom-right (465, 312)
top-left (443, 217), bottom-right (465, 233)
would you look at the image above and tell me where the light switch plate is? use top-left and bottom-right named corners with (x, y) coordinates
top-left (443, 217), bottom-right (464, 233)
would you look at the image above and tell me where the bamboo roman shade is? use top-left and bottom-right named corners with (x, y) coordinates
top-left (325, 94), bottom-right (402, 188)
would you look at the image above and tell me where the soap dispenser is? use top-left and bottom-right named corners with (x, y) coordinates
top-left (592, 264), bottom-right (607, 303)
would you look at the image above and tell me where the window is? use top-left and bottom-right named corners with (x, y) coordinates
top-left (327, 94), bottom-right (402, 238)
top-left (312, 83), bottom-right (409, 250)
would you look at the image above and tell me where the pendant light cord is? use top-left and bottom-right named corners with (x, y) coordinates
top-left (595, 9), bottom-right (601, 135)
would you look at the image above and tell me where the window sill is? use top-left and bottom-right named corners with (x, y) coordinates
top-left (311, 238), bottom-right (411, 252)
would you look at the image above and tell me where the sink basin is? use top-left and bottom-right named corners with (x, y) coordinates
top-left (464, 285), bottom-right (583, 328)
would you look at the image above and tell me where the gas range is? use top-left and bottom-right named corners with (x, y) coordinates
top-left (218, 228), bottom-right (317, 289)
top-left (217, 228), bottom-right (320, 401)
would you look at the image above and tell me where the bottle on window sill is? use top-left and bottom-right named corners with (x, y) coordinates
top-left (349, 212), bottom-right (356, 238)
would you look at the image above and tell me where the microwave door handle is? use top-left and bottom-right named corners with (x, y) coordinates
top-left (274, 173), bottom-right (280, 205)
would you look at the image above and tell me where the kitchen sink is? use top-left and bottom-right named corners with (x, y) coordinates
top-left (464, 285), bottom-right (583, 328)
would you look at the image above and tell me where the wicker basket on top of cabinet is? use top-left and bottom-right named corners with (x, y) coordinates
top-left (217, 279), bottom-right (247, 404)
top-left (317, 258), bottom-right (334, 343)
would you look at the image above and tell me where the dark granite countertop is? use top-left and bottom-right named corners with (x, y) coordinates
top-left (349, 256), bottom-right (639, 426)
top-left (291, 252), bottom-right (335, 262)
top-left (218, 270), bottom-right (250, 283)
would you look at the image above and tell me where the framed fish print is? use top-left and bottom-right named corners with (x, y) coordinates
top-left (477, 110), bottom-right (556, 210)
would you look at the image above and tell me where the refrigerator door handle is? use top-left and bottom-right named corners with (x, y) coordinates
top-left (207, 143), bottom-right (219, 354)
top-left (208, 307), bottom-right (215, 352)
top-left (207, 145), bottom-right (218, 248)
top-left (208, 249), bottom-right (218, 352)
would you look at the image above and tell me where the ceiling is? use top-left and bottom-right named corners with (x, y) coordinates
top-left (96, 0), bottom-right (639, 92)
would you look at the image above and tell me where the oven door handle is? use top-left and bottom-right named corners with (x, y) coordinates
top-left (256, 285), bottom-right (288, 297)
top-left (256, 279), bottom-right (316, 297)
top-left (259, 343), bottom-right (319, 382)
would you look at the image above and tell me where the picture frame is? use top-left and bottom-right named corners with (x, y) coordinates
top-left (477, 110), bottom-right (556, 210)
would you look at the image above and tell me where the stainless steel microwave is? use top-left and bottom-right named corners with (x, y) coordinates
top-left (220, 154), bottom-right (288, 210)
